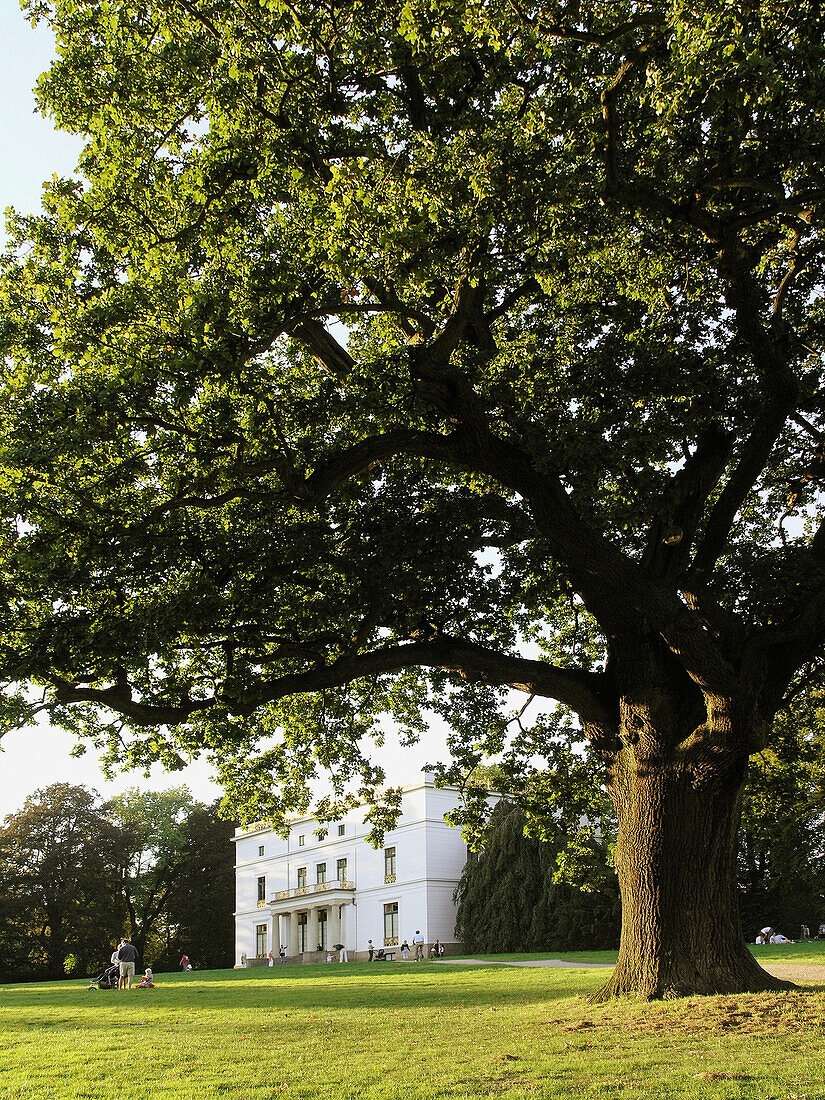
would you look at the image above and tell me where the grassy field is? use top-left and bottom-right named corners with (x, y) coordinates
top-left (2, 948), bottom-right (825, 1100)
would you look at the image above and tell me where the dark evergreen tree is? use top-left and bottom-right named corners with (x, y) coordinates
top-left (454, 801), bottom-right (620, 953)
top-left (454, 802), bottom-right (544, 953)
top-left (162, 803), bottom-right (237, 970)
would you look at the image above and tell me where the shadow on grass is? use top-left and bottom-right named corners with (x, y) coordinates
top-left (0, 962), bottom-right (603, 1027)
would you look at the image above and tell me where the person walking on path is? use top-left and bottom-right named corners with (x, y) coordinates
top-left (279, 944), bottom-right (287, 964)
top-left (401, 940), bottom-right (410, 960)
top-left (117, 937), bottom-right (138, 990)
top-left (367, 940), bottom-right (374, 961)
top-left (413, 930), bottom-right (425, 962)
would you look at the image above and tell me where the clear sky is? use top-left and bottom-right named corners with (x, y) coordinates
top-left (0, 4), bottom-right (446, 820)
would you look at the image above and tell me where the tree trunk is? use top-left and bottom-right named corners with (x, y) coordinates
top-left (592, 746), bottom-right (791, 1001)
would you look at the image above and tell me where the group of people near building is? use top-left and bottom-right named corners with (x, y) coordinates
top-left (103, 941), bottom-right (194, 988)
top-left (109, 938), bottom-right (153, 990)
top-left (240, 931), bottom-right (448, 967)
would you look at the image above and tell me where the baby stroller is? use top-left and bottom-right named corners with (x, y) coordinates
top-left (89, 962), bottom-right (119, 990)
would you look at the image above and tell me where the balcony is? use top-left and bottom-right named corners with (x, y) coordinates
top-left (384, 873), bottom-right (396, 884)
top-left (256, 899), bottom-right (267, 908)
top-left (272, 878), bottom-right (355, 902)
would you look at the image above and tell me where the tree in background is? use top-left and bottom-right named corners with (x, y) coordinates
top-left (0, 785), bottom-right (124, 980)
top-left (738, 693), bottom-right (825, 940)
top-left (107, 786), bottom-right (203, 963)
top-left (455, 744), bottom-right (620, 953)
top-left (0, 785), bottom-right (235, 981)
top-left (164, 803), bottom-right (237, 971)
top-left (3, 0), bottom-right (825, 998)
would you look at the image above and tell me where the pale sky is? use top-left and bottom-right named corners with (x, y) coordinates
top-left (0, 4), bottom-right (446, 819)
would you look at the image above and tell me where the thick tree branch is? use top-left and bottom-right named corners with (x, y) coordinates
top-left (48, 639), bottom-right (618, 740)
top-left (689, 252), bottom-right (799, 579)
top-left (458, 435), bottom-right (740, 695)
top-left (286, 318), bottom-right (355, 377)
top-left (134, 428), bottom-right (465, 528)
top-left (642, 425), bottom-right (734, 581)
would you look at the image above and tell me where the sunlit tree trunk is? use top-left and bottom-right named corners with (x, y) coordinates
top-left (593, 740), bottom-right (789, 1000)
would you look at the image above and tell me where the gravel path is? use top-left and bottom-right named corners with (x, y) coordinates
top-left (440, 959), bottom-right (825, 980)
top-left (762, 963), bottom-right (825, 985)
top-left (438, 958), bottom-right (613, 969)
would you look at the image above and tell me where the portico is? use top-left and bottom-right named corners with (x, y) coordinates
top-left (267, 879), bottom-right (356, 955)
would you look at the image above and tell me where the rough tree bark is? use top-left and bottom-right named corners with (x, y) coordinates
top-left (592, 718), bottom-right (790, 1001)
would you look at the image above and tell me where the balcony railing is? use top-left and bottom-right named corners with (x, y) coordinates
top-left (384, 873), bottom-right (396, 883)
top-left (256, 899), bottom-right (267, 908)
top-left (273, 878), bottom-right (355, 901)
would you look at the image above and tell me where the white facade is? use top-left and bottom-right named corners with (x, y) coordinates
top-left (234, 778), bottom-right (472, 963)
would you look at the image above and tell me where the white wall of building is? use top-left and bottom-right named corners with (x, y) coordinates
top-left (233, 777), bottom-right (481, 963)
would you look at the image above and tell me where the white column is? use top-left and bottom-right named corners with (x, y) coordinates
top-left (308, 906), bottom-right (319, 951)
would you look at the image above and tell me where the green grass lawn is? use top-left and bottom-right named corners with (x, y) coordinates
top-left (470, 940), bottom-right (825, 966)
top-left (2, 950), bottom-right (824, 1100)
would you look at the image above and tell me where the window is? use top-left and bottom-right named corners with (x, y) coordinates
top-left (297, 867), bottom-right (307, 889)
top-left (337, 857), bottom-right (347, 882)
top-left (318, 909), bottom-right (328, 949)
top-left (256, 924), bottom-right (268, 957)
top-left (384, 846), bottom-right (396, 882)
top-left (258, 845), bottom-right (265, 856)
top-left (298, 834), bottom-right (306, 846)
top-left (257, 876), bottom-right (266, 903)
top-left (316, 862), bottom-right (326, 884)
top-left (338, 823), bottom-right (346, 836)
top-left (383, 902), bottom-right (399, 945)
top-left (298, 913), bottom-right (307, 953)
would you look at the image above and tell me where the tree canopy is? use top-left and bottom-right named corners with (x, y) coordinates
top-left (0, 783), bottom-right (235, 981)
top-left (454, 799), bottom-right (620, 954)
top-left (2, 0), bottom-right (825, 996)
top-left (0, 784), bottom-right (123, 980)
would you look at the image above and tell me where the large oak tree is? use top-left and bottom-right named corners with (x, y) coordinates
top-left (2, 0), bottom-right (825, 997)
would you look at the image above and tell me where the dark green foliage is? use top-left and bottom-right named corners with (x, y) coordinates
top-left (0, 785), bottom-right (125, 981)
top-left (162, 804), bottom-right (237, 971)
top-left (738, 693), bottom-right (825, 941)
top-left (3, 0), bottom-right (825, 992)
top-left (454, 802), bottom-right (620, 953)
top-left (0, 785), bottom-right (235, 982)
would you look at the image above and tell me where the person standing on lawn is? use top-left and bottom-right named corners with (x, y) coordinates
top-left (413, 930), bottom-right (424, 962)
top-left (117, 937), bottom-right (138, 990)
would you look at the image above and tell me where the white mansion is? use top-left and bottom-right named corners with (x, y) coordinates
top-left (234, 776), bottom-right (473, 963)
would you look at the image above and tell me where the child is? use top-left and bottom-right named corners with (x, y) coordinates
top-left (137, 968), bottom-right (155, 988)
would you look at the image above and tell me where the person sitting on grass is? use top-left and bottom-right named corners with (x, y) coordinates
top-left (137, 968), bottom-right (155, 988)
